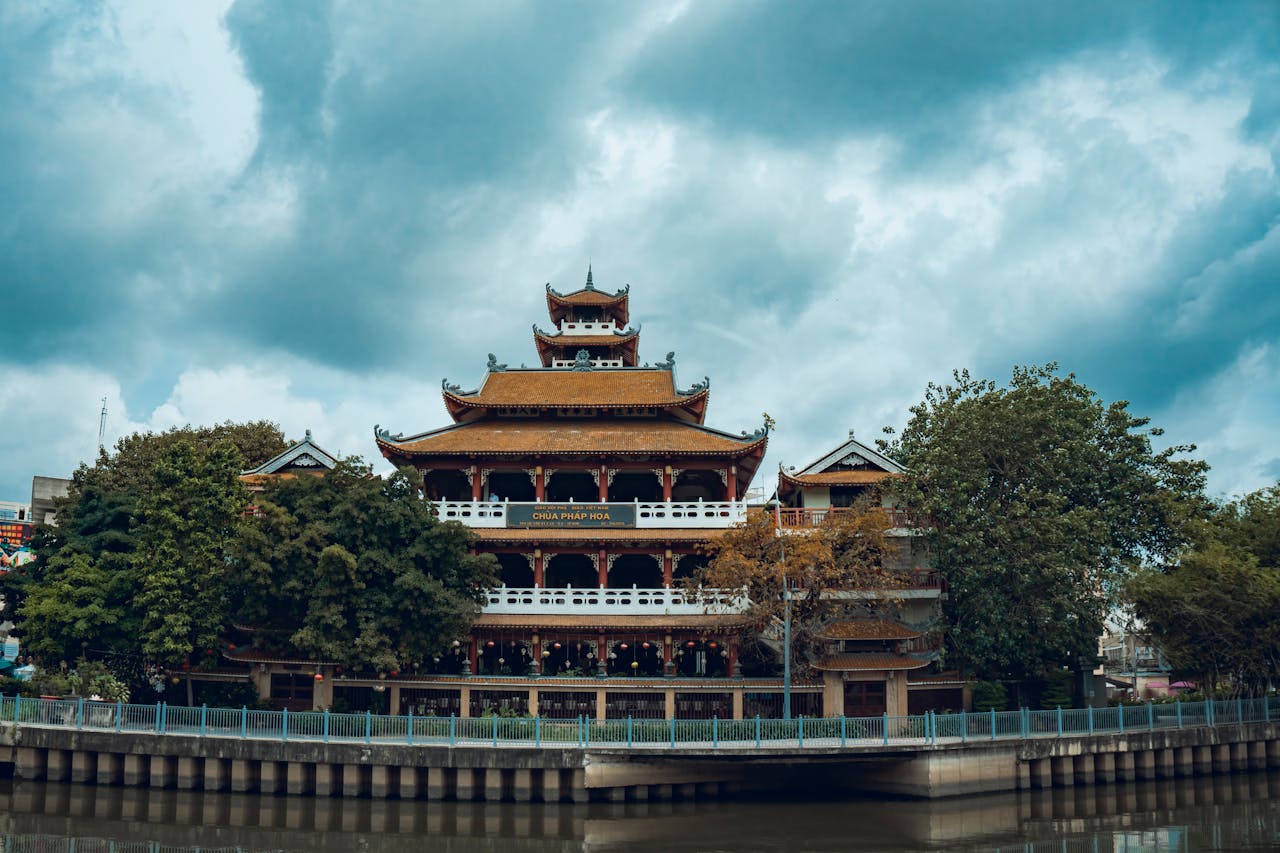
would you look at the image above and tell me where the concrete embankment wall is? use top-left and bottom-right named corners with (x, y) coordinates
top-left (3, 721), bottom-right (1279, 802)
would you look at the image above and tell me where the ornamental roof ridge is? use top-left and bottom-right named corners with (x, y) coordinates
top-left (793, 432), bottom-right (906, 476)
top-left (375, 420), bottom-right (468, 446)
top-left (530, 323), bottom-right (641, 340)
top-left (241, 431), bottom-right (340, 475)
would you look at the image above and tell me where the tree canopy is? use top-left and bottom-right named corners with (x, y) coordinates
top-left (226, 462), bottom-right (499, 675)
top-left (879, 364), bottom-right (1208, 684)
top-left (1126, 481), bottom-right (1280, 694)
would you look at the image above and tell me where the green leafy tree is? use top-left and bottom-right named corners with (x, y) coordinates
top-left (880, 364), bottom-right (1207, 688)
top-left (226, 461), bottom-right (499, 675)
top-left (1126, 481), bottom-right (1280, 694)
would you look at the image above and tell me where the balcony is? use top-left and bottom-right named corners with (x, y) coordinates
top-left (771, 506), bottom-right (928, 531)
top-left (556, 320), bottom-right (622, 335)
top-left (433, 500), bottom-right (748, 529)
top-left (483, 585), bottom-right (750, 615)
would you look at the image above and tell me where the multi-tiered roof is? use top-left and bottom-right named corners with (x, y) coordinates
top-left (376, 270), bottom-right (768, 494)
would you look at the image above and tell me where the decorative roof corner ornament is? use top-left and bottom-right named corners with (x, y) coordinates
top-left (585, 264), bottom-right (595, 290)
top-left (616, 323), bottom-right (640, 337)
top-left (486, 353), bottom-right (508, 372)
top-left (374, 424), bottom-right (405, 442)
top-left (441, 378), bottom-right (478, 396)
top-left (655, 351), bottom-right (676, 370)
top-left (622, 283), bottom-right (630, 294)
top-left (677, 376), bottom-right (710, 395)
top-left (533, 323), bottom-right (552, 337)
top-left (740, 427), bottom-right (767, 441)
top-left (545, 282), bottom-right (561, 296)
top-left (571, 349), bottom-right (593, 371)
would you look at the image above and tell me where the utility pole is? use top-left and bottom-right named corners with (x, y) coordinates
top-left (774, 470), bottom-right (791, 720)
top-left (97, 397), bottom-right (108, 453)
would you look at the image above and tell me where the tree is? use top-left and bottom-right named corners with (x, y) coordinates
top-left (3, 423), bottom-right (275, 669)
top-left (879, 364), bottom-right (1208, 687)
top-left (693, 498), bottom-right (902, 672)
top-left (226, 461), bottom-right (499, 675)
top-left (1126, 480), bottom-right (1280, 694)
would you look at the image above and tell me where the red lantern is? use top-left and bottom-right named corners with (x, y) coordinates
top-left (228, 643), bottom-right (236, 651)
top-left (619, 643), bottom-right (629, 651)
top-left (486, 641), bottom-right (495, 648)
top-left (553, 642), bottom-right (562, 650)
top-left (642, 642), bottom-right (651, 650)
top-left (314, 673), bottom-right (324, 681)
top-left (686, 641), bottom-right (696, 648)
top-left (390, 671), bottom-right (399, 677)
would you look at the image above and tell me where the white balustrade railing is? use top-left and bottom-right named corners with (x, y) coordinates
top-left (432, 500), bottom-right (748, 529)
top-left (557, 320), bottom-right (621, 335)
top-left (484, 585), bottom-right (749, 615)
top-left (550, 358), bottom-right (624, 368)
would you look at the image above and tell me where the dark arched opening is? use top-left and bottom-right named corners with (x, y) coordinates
top-left (546, 471), bottom-right (597, 502)
top-left (488, 471), bottom-right (535, 502)
top-left (672, 469), bottom-right (726, 502)
top-left (545, 554), bottom-right (597, 588)
top-left (496, 553), bottom-right (533, 588)
top-left (674, 638), bottom-right (729, 677)
top-left (607, 639), bottom-right (663, 676)
top-left (424, 469), bottom-right (470, 501)
top-left (610, 471), bottom-right (662, 502)
top-left (674, 553), bottom-right (708, 583)
top-left (610, 554), bottom-right (663, 589)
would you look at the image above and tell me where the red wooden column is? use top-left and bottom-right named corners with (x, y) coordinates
top-left (662, 465), bottom-right (673, 502)
top-left (663, 549), bottom-right (674, 587)
top-left (597, 631), bottom-right (608, 675)
top-left (726, 465), bottom-right (738, 501)
top-left (598, 465), bottom-right (609, 501)
top-left (467, 637), bottom-right (478, 674)
top-left (728, 638), bottom-right (739, 678)
top-left (533, 550), bottom-right (544, 587)
top-left (597, 548), bottom-right (608, 588)
top-left (535, 466), bottom-right (545, 501)
top-left (531, 633), bottom-right (542, 674)
top-left (470, 464), bottom-right (482, 501)
top-left (664, 633), bottom-right (674, 675)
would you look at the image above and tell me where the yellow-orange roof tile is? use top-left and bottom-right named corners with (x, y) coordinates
top-left (818, 619), bottom-right (921, 640)
top-left (380, 420), bottom-right (765, 457)
top-left (449, 370), bottom-right (696, 410)
top-left (811, 654), bottom-right (931, 672)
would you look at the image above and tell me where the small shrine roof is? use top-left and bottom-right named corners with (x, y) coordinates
top-left (818, 619), bottom-right (921, 640)
top-left (532, 327), bottom-right (639, 348)
top-left (810, 654), bottom-right (931, 672)
top-left (443, 369), bottom-right (704, 419)
top-left (545, 268), bottom-right (630, 323)
top-left (377, 419), bottom-right (766, 458)
top-left (240, 430), bottom-right (338, 477)
top-left (779, 470), bottom-right (896, 488)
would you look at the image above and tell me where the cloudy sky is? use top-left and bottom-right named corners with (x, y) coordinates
top-left (3, 1), bottom-right (1279, 504)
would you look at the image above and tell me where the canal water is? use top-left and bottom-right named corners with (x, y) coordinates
top-left (2, 772), bottom-right (1280, 851)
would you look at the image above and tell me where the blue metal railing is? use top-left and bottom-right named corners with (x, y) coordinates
top-left (1, 694), bottom-right (1275, 751)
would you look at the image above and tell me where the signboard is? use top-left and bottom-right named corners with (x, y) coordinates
top-left (0, 521), bottom-right (34, 570)
top-left (507, 502), bottom-right (636, 529)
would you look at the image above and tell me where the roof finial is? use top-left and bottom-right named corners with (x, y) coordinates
top-left (585, 264), bottom-right (594, 291)
top-left (305, 428), bottom-right (312, 440)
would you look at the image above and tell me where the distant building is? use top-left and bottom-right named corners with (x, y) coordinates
top-left (0, 499), bottom-right (34, 570)
top-left (29, 476), bottom-right (70, 526)
top-left (239, 430), bottom-right (339, 492)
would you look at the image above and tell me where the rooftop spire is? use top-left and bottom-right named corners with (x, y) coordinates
top-left (585, 264), bottom-right (594, 290)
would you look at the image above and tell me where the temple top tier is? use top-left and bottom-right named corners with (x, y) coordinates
top-left (539, 268), bottom-right (637, 366)
top-left (545, 267), bottom-right (630, 325)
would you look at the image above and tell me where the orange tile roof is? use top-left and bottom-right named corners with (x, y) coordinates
top-left (474, 613), bottom-right (747, 630)
top-left (470, 527), bottom-right (728, 543)
top-left (534, 332), bottom-right (638, 348)
top-left (547, 288), bottom-right (628, 306)
top-left (811, 654), bottom-right (931, 672)
top-left (781, 470), bottom-right (897, 487)
top-left (447, 370), bottom-right (698, 411)
top-left (819, 619), bottom-right (921, 640)
top-left (380, 419), bottom-right (766, 458)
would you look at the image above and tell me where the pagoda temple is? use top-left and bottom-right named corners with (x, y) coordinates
top-left (371, 271), bottom-right (818, 720)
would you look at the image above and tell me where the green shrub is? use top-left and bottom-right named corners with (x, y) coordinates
top-left (972, 680), bottom-right (1008, 712)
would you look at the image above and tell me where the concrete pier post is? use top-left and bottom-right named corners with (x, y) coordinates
top-left (286, 762), bottom-right (311, 795)
top-left (315, 763), bottom-right (337, 797)
top-left (1194, 746), bottom-right (1213, 775)
top-left (455, 768), bottom-right (477, 801)
top-left (1213, 744), bottom-right (1232, 773)
top-left (371, 765), bottom-right (392, 799)
top-left (260, 761), bottom-right (284, 794)
top-left (230, 759), bottom-right (256, 793)
top-left (1052, 756), bottom-right (1075, 787)
top-left (149, 755), bottom-right (174, 789)
top-left (513, 769), bottom-right (533, 802)
top-left (203, 757), bottom-right (228, 791)
top-left (1267, 740), bottom-right (1280, 769)
top-left (426, 767), bottom-right (448, 800)
top-left (1030, 758), bottom-right (1052, 789)
top-left (1070, 753), bottom-right (1090, 783)
top-left (1115, 752), bottom-right (1135, 782)
top-left (651, 783), bottom-right (674, 800)
top-left (567, 768), bottom-right (589, 803)
top-left (122, 754), bottom-right (147, 786)
top-left (97, 753), bottom-right (122, 785)
top-left (1156, 749), bottom-right (1175, 778)
top-left (541, 769), bottom-right (562, 803)
top-left (597, 786), bottom-right (624, 802)
top-left (1176, 746), bottom-right (1195, 776)
top-left (677, 782), bottom-right (699, 799)
top-left (15, 747), bottom-right (47, 781)
top-left (71, 751), bottom-right (97, 783)
top-left (341, 764), bottom-right (363, 798)
top-left (629, 784), bottom-right (651, 801)
top-left (485, 768), bottom-right (505, 801)
top-left (398, 766), bottom-right (420, 799)
top-left (1095, 753), bottom-right (1116, 783)
top-left (1231, 742), bottom-right (1249, 770)
top-left (1248, 742), bottom-right (1267, 770)
top-left (46, 750), bottom-right (70, 782)
top-left (1136, 751), bottom-right (1156, 780)
top-left (176, 756), bottom-right (201, 790)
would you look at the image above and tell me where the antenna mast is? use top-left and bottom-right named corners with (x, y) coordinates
top-left (98, 397), bottom-right (108, 452)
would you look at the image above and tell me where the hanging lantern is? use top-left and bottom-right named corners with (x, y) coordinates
top-left (452, 639), bottom-right (461, 648)
top-left (686, 641), bottom-right (696, 648)
top-left (619, 643), bottom-right (629, 651)
top-left (497, 658), bottom-right (505, 665)
top-left (708, 641), bottom-right (718, 649)
top-left (630, 661), bottom-right (639, 670)
top-left (486, 640), bottom-right (495, 648)
top-left (314, 672), bottom-right (324, 681)
top-left (641, 642), bottom-right (651, 650)
top-left (541, 650), bottom-right (550, 658)
top-left (553, 642), bottom-right (562, 650)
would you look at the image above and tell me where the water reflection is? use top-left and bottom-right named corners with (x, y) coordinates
top-left (1, 772), bottom-right (1278, 851)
